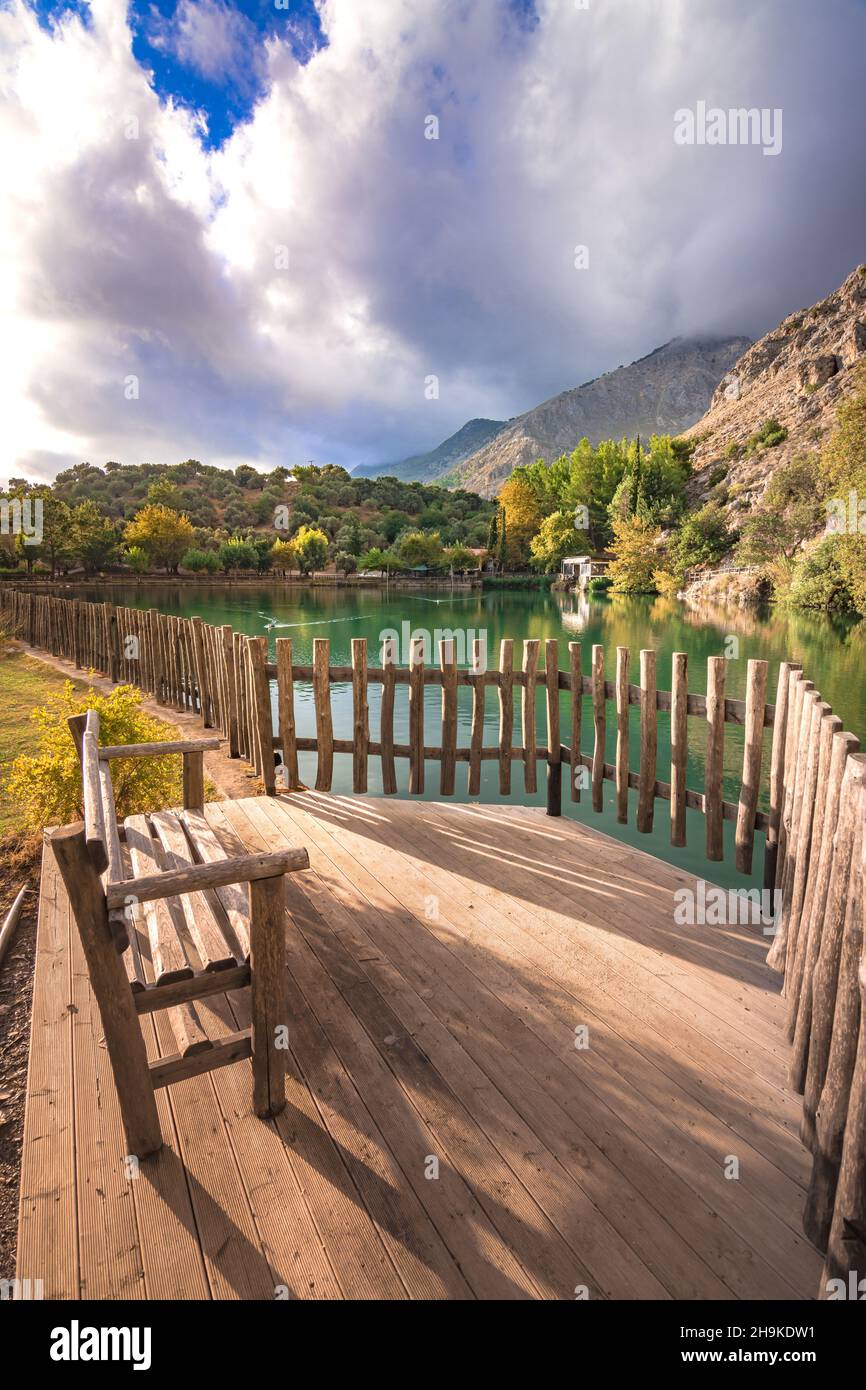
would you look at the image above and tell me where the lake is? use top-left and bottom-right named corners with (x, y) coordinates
top-left (80, 583), bottom-right (866, 892)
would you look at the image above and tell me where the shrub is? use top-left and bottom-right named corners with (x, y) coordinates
top-left (744, 418), bottom-right (788, 454)
top-left (788, 538), bottom-right (856, 612)
top-left (182, 547), bottom-right (220, 573)
top-left (668, 502), bottom-right (733, 574)
top-left (4, 683), bottom-right (184, 831)
top-left (708, 464), bottom-right (728, 487)
top-left (587, 575), bottom-right (613, 593)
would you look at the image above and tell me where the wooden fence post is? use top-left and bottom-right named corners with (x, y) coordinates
top-left (637, 649), bottom-right (657, 834)
top-left (670, 652), bottom-right (688, 847)
top-left (545, 637), bottom-right (561, 817)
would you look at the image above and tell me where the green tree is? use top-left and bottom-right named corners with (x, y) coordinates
top-left (270, 538), bottom-right (297, 574)
top-left (124, 504), bottom-right (195, 573)
top-left (333, 550), bottom-right (357, 576)
top-left (529, 510), bottom-right (578, 571)
top-left (218, 538), bottom-right (258, 572)
top-left (737, 457), bottom-right (824, 565)
top-left (72, 501), bottom-right (119, 573)
top-left (292, 525), bottom-right (330, 574)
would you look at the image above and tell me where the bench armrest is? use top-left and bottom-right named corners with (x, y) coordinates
top-left (98, 739), bottom-right (224, 760)
top-left (105, 848), bottom-right (309, 910)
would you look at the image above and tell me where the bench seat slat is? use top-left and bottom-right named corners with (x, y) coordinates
top-left (181, 809), bottom-right (251, 959)
top-left (149, 811), bottom-right (239, 972)
top-left (125, 815), bottom-right (193, 985)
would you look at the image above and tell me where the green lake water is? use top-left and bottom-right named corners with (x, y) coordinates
top-left (82, 583), bottom-right (866, 892)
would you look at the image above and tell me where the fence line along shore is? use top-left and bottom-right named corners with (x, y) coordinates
top-left (4, 583), bottom-right (865, 1296)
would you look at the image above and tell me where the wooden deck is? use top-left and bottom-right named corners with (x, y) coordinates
top-left (17, 793), bottom-right (823, 1300)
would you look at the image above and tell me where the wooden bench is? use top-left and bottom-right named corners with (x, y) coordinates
top-left (47, 709), bottom-right (309, 1159)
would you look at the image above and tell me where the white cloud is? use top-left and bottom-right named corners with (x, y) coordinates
top-left (1, 0), bottom-right (865, 481)
top-left (149, 0), bottom-right (261, 89)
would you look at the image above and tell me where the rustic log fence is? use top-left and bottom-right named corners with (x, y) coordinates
top-left (2, 584), bottom-right (864, 1297)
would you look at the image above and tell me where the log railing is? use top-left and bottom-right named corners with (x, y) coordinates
top-left (2, 584), bottom-right (864, 1297)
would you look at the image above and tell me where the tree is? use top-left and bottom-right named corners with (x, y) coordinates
top-left (498, 475), bottom-right (543, 567)
top-left (125, 545), bottom-right (150, 574)
top-left (29, 490), bottom-right (73, 578)
top-left (607, 515), bottom-right (662, 594)
top-left (333, 550), bottom-right (357, 576)
top-left (443, 544), bottom-right (476, 572)
top-left (270, 538), bottom-right (297, 574)
top-left (529, 510), bottom-right (577, 572)
top-left (358, 547), bottom-right (395, 574)
top-left (218, 538), bottom-right (258, 572)
top-left (395, 529), bottom-right (445, 570)
top-left (124, 504), bottom-right (195, 573)
top-left (292, 525), bottom-right (329, 574)
top-left (737, 456), bottom-right (824, 565)
top-left (146, 479), bottom-right (183, 509)
top-left (72, 501), bottom-right (119, 573)
top-left (667, 502), bottom-right (734, 576)
top-left (181, 547), bottom-right (219, 573)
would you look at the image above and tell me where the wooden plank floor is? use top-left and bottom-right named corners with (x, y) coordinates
top-left (17, 794), bottom-right (823, 1300)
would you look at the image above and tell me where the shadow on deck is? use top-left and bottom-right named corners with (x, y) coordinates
top-left (17, 793), bottom-right (822, 1300)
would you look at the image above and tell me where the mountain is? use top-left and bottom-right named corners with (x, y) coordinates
top-left (353, 417), bottom-right (507, 483)
top-left (684, 264), bottom-right (866, 517)
top-left (446, 336), bottom-right (751, 497)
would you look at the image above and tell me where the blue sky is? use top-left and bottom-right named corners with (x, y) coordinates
top-left (4, 0), bottom-right (866, 480)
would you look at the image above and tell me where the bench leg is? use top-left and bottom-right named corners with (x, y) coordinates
top-left (249, 876), bottom-right (288, 1117)
top-left (51, 825), bottom-right (163, 1158)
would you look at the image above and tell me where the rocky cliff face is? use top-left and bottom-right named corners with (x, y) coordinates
top-left (685, 264), bottom-right (866, 517)
top-left (446, 336), bottom-right (750, 497)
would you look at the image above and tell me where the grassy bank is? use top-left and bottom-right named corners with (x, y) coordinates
top-left (0, 644), bottom-right (89, 835)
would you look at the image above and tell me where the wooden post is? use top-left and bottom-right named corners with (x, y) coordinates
top-left (637, 649), bottom-right (657, 834)
top-left (380, 635), bottom-right (398, 795)
top-left (615, 646), bottom-right (629, 825)
top-left (409, 635), bottom-right (425, 794)
top-left (249, 636), bottom-right (276, 795)
top-left (275, 637), bottom-right (299, 791)
top-left (249, 874), bottom-right (288, 1118)
top-left (468, 637), bottom-right (485, 798)
top-left (50, 824), bottom-right (163, 1157)
top-left (782, 698), bottom-right (831, 996)
top-left (764, 661), bottom-right (798, 894)
top-left (439, 638), bottom-right (458, 797)
top-left (352, 637), bottom-right (370, 794)
top-left (522, 639), bottom-right (539, 795)
top-left (670, 652), bottom-right (688, 847)
top-left (789, 729), bottom-right (858, 1086)
top-left (545, 638), bottom-right (561, 817)
top-left (734, 658), bottom-right (769, 875)
top-left (182, 750), bottom-right (205, 811)
top-left (768, 681), bottom-right (816, 971)
top-left (191, 617), bottom-right (210, 728)
top-left (223, 625), bottom-right (239, 757)
top-left (312, 637), bottom-right (333, 792)
top-left (591, 644), bottom-right (605, 814)
top-left (776, 669), bottom-right (807, 891)
top-left (498, 638), bottom-right (513, 796)
top-left (569, 642), bottom-right (582, 803)
top-left (820, 814), bottom-right (866, 1288)
top-left (801, 754), bottom-right (866, 1152)
top-left (804, 778), bottom-right (865, 1250)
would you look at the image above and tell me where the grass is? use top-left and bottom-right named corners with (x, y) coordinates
top-left (0, 645), bottom-right (88, 835)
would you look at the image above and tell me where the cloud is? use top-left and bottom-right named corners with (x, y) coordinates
top-left (2, 0), bottom-right (866, 482)
top-left (148, 0), bottom-right (262, 90)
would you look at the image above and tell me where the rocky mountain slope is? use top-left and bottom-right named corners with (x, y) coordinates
top-left (445, 336), bottom-right (750, 497)
top-left (686, 264), bottom-right (866, 518)
top-left (353, 417), bottom-right (506, 483)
